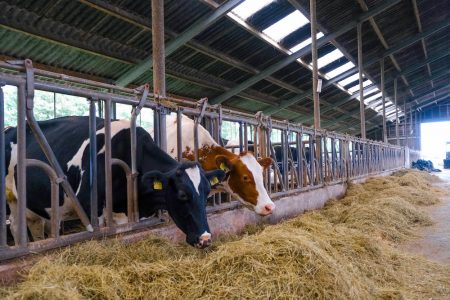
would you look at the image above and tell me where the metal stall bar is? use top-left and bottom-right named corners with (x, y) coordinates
top-left (394, 78), bottom-right (399, 146)
top-left (111, 158), bottom-right (134, 223)
top-left (309, 133), bottom-right (315, 185)
top-left (381, 59), bottom-right (387, 142)
top-left (296, 127), bottom-right (303, 188)
top-left (103, 99), bottom-right (113, 227)
top-left (238, 121), bottom-right (244, 153)
top-left (176, 108), bottom-right (183, 161)
top-left (281, 128), bottom-right (289, 188)
top-left (130, 84), bottom-right (150, 221)
top-left (21, 61), bottom-right (92, 232)
top-left (16, 82), bottom-right (28, 246)
top-left (323, 136), bottom-right (329, 182)
top-left (0, 83), bottom-right (5, 247)
top-left (194, 98), bottom-right (208, 161)
top-left (26, 159), bottom-right (60, 238)
top-left (318, 133), bottom-right (324, 184)
top-left (89, 99), bottom-right (99, 229)
top-left (243, 122), bottom-right (248, 152)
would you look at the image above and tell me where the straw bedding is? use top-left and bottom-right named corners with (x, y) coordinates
top-left (1, 170), bottom-right (449, 299)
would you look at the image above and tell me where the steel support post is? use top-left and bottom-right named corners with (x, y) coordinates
top-left (152, 0), bottom-right (167, 152)
top-left (17, 84), bottom-right (28, 246)
top-left (176, 109), bottom-right (183, 161)
top-left (394, 78), bottom-right (399, 146)
top-left (415, 110), bottom-right (419, 150)
top-left (0, 84), bottom-right (5, 247)
top-left (310, 0), bottom-right (320, 130)
top-left (381, 59), bottom-right (387, 142)
top-left (239, 122), bottom-right (244, 153)
top-left (104, 99), bottom-right (113, 227)
top-left (409, 107), bottom-right (413, 149)
top-left (89, 99), bottom-right (98, 229)
top-left (310, 0), bottom-right (322, 178)
top-left (418, 110), bottom-right (421, 151)
top-left (404, 100), bottom-right (408, 148)
top-left (357, 23), bottom-right (366, 139)
top-left (296, 129), bottom-right (303, 188)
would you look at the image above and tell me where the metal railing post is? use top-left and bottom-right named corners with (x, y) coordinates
top-left (176, 108), bottom-right (183, 161)
top-left (89, 99), bottom-right (98, 229)
top-left (103, 99), bottom-right (113, 227)
top-left (0, 83), bottom-right (6, 247)
top-left (17, 83), bottom-right (28, 246)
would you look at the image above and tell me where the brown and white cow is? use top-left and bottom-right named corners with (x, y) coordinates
top-left (151, 114), bottom-right (275, 216)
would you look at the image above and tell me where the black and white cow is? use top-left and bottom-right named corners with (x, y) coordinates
top-left (273, 145), bottom-right (311, 174)
top-left (4, 117), bottom-right (224, 248)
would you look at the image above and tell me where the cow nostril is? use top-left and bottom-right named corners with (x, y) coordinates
top-left (264, 204), bottom-right (275, 214)
top-left (197, 238), bottom-right (212, 248)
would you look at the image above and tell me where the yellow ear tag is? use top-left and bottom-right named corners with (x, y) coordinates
top-left (153, 180), bottom-right (163, 190)
top-left (5, 188), bottom-right (15, 202)
top-left (210, 176), bottom-right (219, 186)
top-left (220, 162), bottom-right (229, 172)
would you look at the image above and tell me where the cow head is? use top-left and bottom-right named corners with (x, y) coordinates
top-left (140, 162), bottom-right (225, 248)
top-left (215, 152), bottom-right (275, 216)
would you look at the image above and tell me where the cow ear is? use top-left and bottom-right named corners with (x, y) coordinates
top-left (204, 169), bottom-right (226, 187)
top-left (141, 171), bottom-right (168, 193)
top-left (258, 157), bottom-right (273, 169)
top-left (215, 155), bottom-right (233, 173)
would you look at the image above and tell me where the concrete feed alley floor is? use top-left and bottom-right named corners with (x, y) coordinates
top-left (402, 169), bottom-right (450, 264)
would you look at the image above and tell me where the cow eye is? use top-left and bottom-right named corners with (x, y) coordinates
top-left (243, 175), bottom-right (249, 182)
top-left (178, 190), bottom-right (189, 202)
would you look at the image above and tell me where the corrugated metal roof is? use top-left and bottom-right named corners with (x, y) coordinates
top-left (0, 0), bottom-right (448, 137)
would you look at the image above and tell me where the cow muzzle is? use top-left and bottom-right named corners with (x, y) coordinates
top-left (195, 232), bottom-right (212, 248)
top-left (258, 203), bottom-right (276, 216)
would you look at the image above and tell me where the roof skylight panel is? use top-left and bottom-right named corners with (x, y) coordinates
top-left (230, 0), bottom-right (275, 20)
top-left (364, 92), bottom-right (382, 103)
top-left (368, 100), bottom-right (383, 108)
top-left (385, 106), bottom-right (396, 114)
top-left (317, 49), bottom-right (344, 68)
top-left (386, 110), bottom-right (397, 117)
top-left (375, 102), bottom-right (394, 111)
top-left (347, 80), bottom-right (372, 94)
top-left (338, 73), bottom-right (360, 87)
top-left (357, 87), bottom-right (380, 100)
top-left (289, 32), bottom-right (324, 53)
top-left (263, 11), bottom-right (309, 41)
top-left (325, 61), bottom-right (355, 78)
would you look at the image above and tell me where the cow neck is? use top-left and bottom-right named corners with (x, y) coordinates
top-left (183, 145), bottom-right (237, 171)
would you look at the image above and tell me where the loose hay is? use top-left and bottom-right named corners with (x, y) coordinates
top-left (1, 170), bottom-right (449, 299)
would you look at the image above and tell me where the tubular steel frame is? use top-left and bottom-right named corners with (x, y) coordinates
top-left (0, 61), bottom-right (410, 261)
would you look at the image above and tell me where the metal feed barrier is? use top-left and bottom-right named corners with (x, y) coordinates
top-left (0, 60), bottom-right (410, 261)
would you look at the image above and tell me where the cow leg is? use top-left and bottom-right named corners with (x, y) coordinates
top-left (6, 201), bottom-right (20, 245)
top-left (26, 211), bottom-right (45, 241)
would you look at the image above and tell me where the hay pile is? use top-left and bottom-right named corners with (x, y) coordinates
top-left (1, 170), bottom-right (449, 299)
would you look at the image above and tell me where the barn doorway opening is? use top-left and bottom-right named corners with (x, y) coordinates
top-left (420, 121), bottom-right (450, 168)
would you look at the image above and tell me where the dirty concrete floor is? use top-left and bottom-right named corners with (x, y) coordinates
top-left (402, 169), bottom-right (450, 264)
